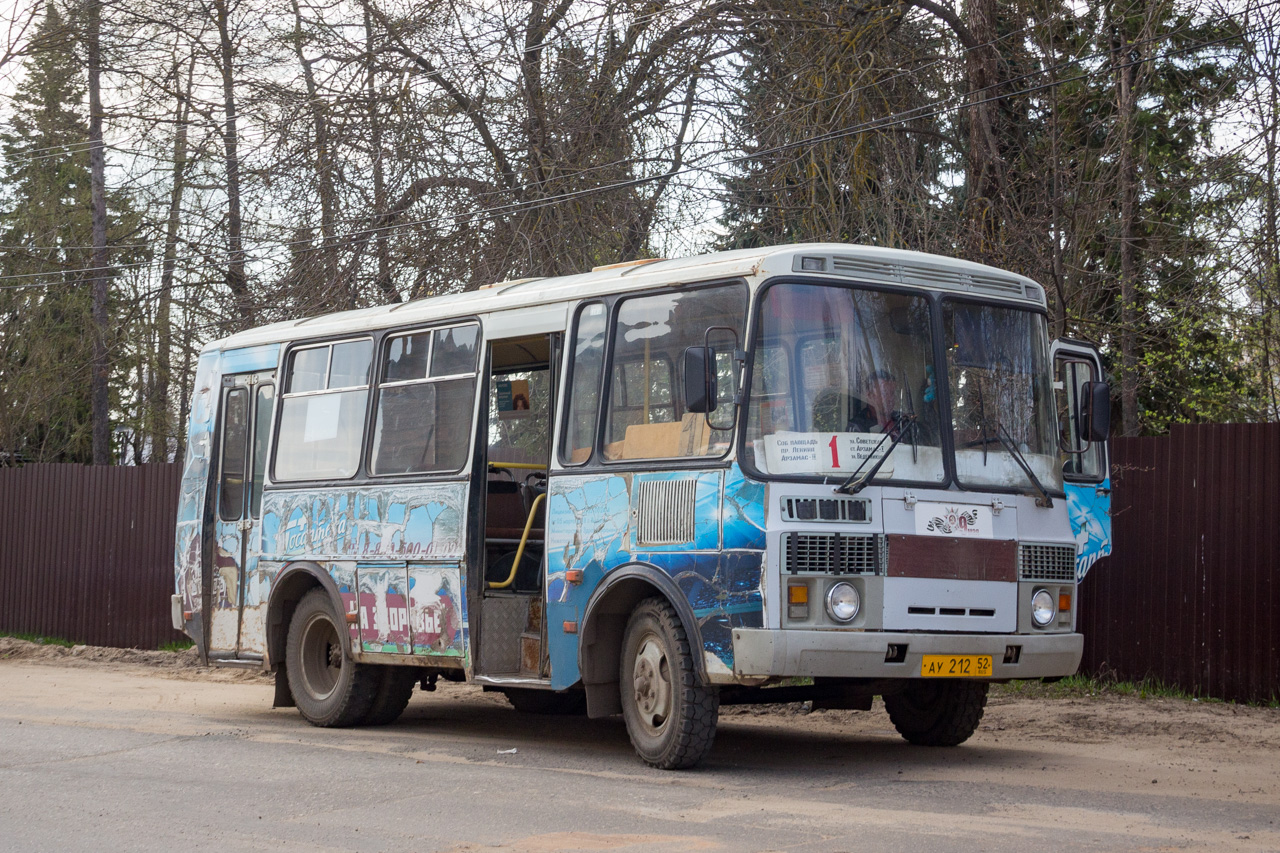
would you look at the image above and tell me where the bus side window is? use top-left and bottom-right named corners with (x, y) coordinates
top-left (560, 303), bottom-right (607, 465)
top-left (274, 339), bottom-right (373, 481)
top-left (602, 284), bottom-right (746, 461)
top-left (250, 384), bottom-right (274, 517)
top-left (369, 323), bottom-right (479, 476)
top-left (218, 388), bottom-right (249, 521)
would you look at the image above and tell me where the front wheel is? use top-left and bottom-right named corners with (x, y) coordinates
top-left (883, 680), bottom-right (989, 746)
top-left (619, 597), bottom-right (718, 769)
top-left (285, 589), bottom-right (379, 727)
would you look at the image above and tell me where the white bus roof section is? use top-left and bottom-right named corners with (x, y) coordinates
top-left (209, 243), bottom-right (1047, 353)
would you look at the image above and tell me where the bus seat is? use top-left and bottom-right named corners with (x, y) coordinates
top-left (619, 415), bottom-right (710, 459)
top-left (486, 481), bottom-right (545, 540)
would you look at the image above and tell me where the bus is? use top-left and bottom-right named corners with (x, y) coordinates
top-left (172, 243), bottom-right (1112, 769)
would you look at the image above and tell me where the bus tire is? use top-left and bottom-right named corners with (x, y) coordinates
top-left (503, 688), bottom-right (587, 715)
top-left (619, 596), bottom-right (719, 769)
top-left (363, 666), bottom-right (418, 726)
top-left (884, 680), bottom-right (988, 746)
top-left (286, 589), bottom-right (379, 727)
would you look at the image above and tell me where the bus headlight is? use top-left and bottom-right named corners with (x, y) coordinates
top-left (1031, 588), bottom-right (1056, 627)
top-left (826, 582), bottom-right (861, 623)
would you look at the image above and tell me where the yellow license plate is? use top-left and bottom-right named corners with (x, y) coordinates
top-left (921, 654), bottom-right (992, 678)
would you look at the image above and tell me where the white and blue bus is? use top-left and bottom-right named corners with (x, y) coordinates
top-left (173, 244), bottom-right (1112, 768)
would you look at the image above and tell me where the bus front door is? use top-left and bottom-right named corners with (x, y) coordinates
top-left (1051, 341), bottom-right (1112, 580)
top-left (207, 371), bottom-right (276, 662)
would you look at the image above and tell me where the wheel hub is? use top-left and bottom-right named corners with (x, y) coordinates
top-left (632, 635), bottom-right (672, 730)
top-left (300, 614), bottom-right (342, 701)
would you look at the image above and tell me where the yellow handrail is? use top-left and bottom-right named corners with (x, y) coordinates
top-left (487, 492), bottom-right (546, 590)
top-left (487, 461), bottom-right (547, 471)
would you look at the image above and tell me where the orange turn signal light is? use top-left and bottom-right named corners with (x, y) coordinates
top-left (788, 585), bottom-right (808, 605)
top-left (1059, 593), bottom-right (1072, 612)
top-left (565, 569), bottom-right (584, 584)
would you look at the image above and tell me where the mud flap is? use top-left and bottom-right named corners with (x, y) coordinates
top-left (273, 665), bottom-right (295, 708)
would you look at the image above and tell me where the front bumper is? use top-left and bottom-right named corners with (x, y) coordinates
top-left (731, 628), bottom-right (1082, 680)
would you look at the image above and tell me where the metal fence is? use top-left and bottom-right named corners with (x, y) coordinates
top-left (0, 462), bottom-right (184, 649)
top-left (1, 426), bottom-right (1277, 701)
top-left (1079, 423), bottom-right (1280, 703)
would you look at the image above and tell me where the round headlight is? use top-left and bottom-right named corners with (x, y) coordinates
top-left (826, 582), bottom-right (861, 623)
top-left (1031, 588), bottom-right (1056, 627)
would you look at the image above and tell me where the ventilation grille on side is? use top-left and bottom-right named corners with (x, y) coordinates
top-left (829, 255), bottom-right (1034, 302)
top-left (782, 532), bottom-right (883, 575)
top-left (1018, 543), bottom-right (1077, 582)
top-left (636, 479), bottom-right (697, 546)
top-left (780, 496), bottom-right (870, 523)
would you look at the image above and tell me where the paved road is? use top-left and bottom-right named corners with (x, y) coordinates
top-left (1, 661), bottom-right (1276, 852)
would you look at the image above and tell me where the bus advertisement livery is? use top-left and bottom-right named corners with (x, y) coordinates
top-left (173, 244), bottom-right (1112, 769)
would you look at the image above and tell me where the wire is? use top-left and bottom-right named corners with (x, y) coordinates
top-left (0, 8), bottom-right (1261, 290)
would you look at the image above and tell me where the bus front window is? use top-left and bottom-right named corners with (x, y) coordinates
top-left (745, 283), bottom-right (944, 483)
top-left (944, 301), bottom-right (1062, 494)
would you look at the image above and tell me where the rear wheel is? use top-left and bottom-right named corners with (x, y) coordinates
top-left (883, 680), bottom-right (988, 746)
top-left (503, 688), bottom-right (587, 715)
top-left (363, 666), bottom-right (418, 726)
top-left (619, 597), bottom-right (718, 769)
top-left (286, 589), bottom-right (379, 727)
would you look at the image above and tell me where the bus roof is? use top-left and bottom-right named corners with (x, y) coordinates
top-left (209, 243), bottom-right (1046, 352)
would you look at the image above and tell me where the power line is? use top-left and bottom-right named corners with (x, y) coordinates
top-left (0, 10), bottom-right (1260, 291)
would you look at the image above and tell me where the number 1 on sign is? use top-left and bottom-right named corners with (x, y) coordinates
top-left (829, 435), bottom-right (840, 468)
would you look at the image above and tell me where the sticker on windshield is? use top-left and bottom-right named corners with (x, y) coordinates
top-left (764, 431), bottom-right (894, 476)
top-left (914, 502), bottom-right (994, 539)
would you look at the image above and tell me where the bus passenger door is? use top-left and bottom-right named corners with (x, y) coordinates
top-left (209, 372), bottom-right (276, 661)
top-left (476, 333), bottom-right (558, 679)
top-left (1051, 341), bottom-right (1111, 580)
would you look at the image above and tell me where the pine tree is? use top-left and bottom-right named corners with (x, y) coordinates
top-left (0, 3), bottom-right (142, 463)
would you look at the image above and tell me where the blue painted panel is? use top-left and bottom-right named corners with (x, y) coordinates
top-left (1066, 477), bottom-right (1112, 580)
top-left (221, 343), bottom-right (280, 374)
top-left (722, 464), bottom-right (766, 550)
top-left (175, 350), bottom-right (221, 622)
top-left (545, 467), bottom-right (765, 689)
top-left (260, 482), bottom-right (467, 560)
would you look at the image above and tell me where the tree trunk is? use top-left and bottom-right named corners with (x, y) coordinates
top-left (214, 0), bottom-right (251, 326)
top-left (364, 5), bottom-right (398, 304)
top-left (87, 0), bottom-right (111, 465)
top-left (1116, 5), bottom-right (1142, 437)
top-left (963, 0), bottom-right (1002, 261)
top-left (155, 55), bottom-right (194, 461)
top-left (291, 0), bottom-right (340, 305)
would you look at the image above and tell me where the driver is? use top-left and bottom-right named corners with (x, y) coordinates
top-left (848, 369), bottom-right (902, 434)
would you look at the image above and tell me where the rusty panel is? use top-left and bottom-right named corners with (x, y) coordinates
top-left (0, 463), bottom-right (184, 649)
top-left (1079, 423), bottom-right (1280, 704)
top-left (886, 534), bottom-right (1017, 582)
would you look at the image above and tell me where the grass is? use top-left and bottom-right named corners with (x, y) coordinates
top-left (0, 630), bottom-right (76, 647)
top-left (158, 639), bottom-right (194, 652)
top-left (994, 672), bottom-right (1222, 703)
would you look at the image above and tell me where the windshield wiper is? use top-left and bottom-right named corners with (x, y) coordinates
top-left (993, 422), bottom-right (1054, 508)
top-left (835, 415), bottom-right (918, 495)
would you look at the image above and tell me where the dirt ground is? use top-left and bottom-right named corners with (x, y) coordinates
top-left (3, 635), bottom-right (1278, 851)
top-left (4, 634), bottom-right (1278, 785)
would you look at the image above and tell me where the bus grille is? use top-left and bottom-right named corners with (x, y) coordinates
top-left (636, 479), bottom-right (697, 545)
top-left (780, 496), bottom-right (870, 522)
top-left (782, 532), bottom-right (883, 575)
top-left (1018, 543), bottom-right (1077, 582)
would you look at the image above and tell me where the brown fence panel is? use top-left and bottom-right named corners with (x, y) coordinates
top-left (0, 463), bottom-right (184, 649)
top-left (1079, 423), bottom-right (1280, 703)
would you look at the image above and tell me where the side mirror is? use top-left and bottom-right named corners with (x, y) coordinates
top-left (683, 346), bottom-right (716, 414)
top-left (1081, 381), bottom-right (1111, 442)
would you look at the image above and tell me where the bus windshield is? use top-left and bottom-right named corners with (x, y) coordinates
top-left (943, 300), bottom-right (1062, 493)
top-left (744, 282), bottom-right (945, 484)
